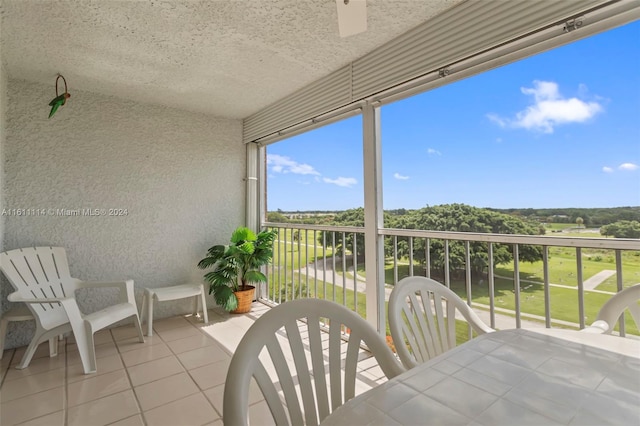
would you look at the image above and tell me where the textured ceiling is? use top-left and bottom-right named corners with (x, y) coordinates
top-left (0, 0), bottom-right (462, 119)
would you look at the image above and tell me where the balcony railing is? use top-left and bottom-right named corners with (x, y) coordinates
top-left (262, 222), bottom-right (640, 337)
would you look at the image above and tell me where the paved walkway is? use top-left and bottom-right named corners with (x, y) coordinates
top-left (583, 270), bottom-right (616, 290)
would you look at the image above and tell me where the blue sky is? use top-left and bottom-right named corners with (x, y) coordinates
top-left (266, 21), bottom-right (640, 212)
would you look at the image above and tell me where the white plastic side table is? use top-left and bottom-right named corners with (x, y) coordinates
top-left (140, 284), bottom-right (209, 336)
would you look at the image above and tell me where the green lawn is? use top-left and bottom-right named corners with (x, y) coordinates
top-left (271, 228), bottom-right (334, 269)
top-left (544, 223), bottom-right (572, 231)
top-left (509, 246), bottom-right (640, 290)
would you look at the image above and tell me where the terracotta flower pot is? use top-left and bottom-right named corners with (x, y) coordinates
top-left (232, 286), bottom-right (255, 314)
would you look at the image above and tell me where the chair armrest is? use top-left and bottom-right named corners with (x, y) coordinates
top-left (77, 279), bottom-right (136, 305)
top-left (462, 307), bottom-right (495, 335)
top-left (77, 280), bottom-right (132, 290)
top-left (582, 320), bottom-right (610, 334)
top-left (7, 291), bottom-right (72, 304)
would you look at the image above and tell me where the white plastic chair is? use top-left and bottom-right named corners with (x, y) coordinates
top-left (389, 276), bottom-right (494, 369)
top-left (223, 298), bottom-right (405, 426)
top-left (583, 283), bottom-right (640, 335)
top-left (0, 247), bottom-right (144, 373)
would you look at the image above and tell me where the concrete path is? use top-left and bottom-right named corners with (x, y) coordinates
top-left (583, 270), bottom-right (616, 290)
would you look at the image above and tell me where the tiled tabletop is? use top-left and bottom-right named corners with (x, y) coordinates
top-left (321, 329), bottom-right (640, 426)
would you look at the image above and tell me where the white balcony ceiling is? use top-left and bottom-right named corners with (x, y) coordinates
top-left (1, 0), bottom-right (462, 119)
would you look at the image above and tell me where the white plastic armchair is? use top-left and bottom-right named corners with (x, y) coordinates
top-left (0, 247), bottom-right (144, 373)
top-left (223, 298), bottom-right (405, 426)
top-left (389, 276), bottom-right (494, 369)
top-left (583, 283), bottom-right (640, 335)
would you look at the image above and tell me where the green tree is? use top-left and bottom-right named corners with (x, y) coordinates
top-left (319, 208), bottom-right (367, 260)
top-left (405, 204), bottom-right (543, 279)
top-left (600, 220), bottom-right (640, 238)
top-left (267, 211), bottom-right (288, 223)
top-left (576, 217), bottom-right (584, 228)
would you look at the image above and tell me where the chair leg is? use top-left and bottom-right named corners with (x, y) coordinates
top-left (200, 287), bottom-right (209, 324)
top-left (83, 324), bottom-right (98, 374)
top-left (133, 313), bottom-right (145, 343)
top-left (193, 294), bottom-right (199, 317)
top-left (67, 318), bottom-right (95, 374)
top-left (146, 292), bottom-right (154, 337)
top-left (140, 292), bottom-right (147, 329)
top-left (0, 318), bottom-right (8, 360)
top-left (48, 337), bottom-right (58, 357)
top-left (16, 330), bottom-right (46, 369)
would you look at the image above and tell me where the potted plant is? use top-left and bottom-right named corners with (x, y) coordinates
top-left (198, 226), bottom-right (277, 313)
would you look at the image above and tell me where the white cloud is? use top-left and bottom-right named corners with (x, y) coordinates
top-left (323, 177), bottom-right (357, 187)
top-left (266, 154), bottom-right (320, 175)
top-left (427, 148), bottom-right (441, 156)
top-left (488, 81), bottom-right (603, 133)
top-left (394, 173), bottom-right (409, 180)
top-left (619, 163), bottom-right (639, 171)
top-left (602, 163), bottom-right (637, 173)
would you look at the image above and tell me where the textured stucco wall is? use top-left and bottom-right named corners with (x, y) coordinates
top-left (0, 37), bottom-right (6, 322)
top-left (2, 79), bottom-right (244, 349)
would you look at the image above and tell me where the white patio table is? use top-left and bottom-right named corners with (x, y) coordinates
top-left (321, 328), bottom-right (640, 426)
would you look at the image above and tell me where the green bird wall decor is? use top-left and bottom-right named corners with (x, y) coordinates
top-left (48, 74), bottom-right (70, 119)
top-left (48, 92), bottom-right (70, 118)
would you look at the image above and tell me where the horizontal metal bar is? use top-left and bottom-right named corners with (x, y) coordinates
top-left (379, 227), bottom-right (640, 250)
top-left (269, 223), bottom-right (639, 250)
top-left (265, 222), bottom-right (364, 234)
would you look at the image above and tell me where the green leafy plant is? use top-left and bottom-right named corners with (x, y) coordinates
top-left (198, 227), bottom-right (277, 311)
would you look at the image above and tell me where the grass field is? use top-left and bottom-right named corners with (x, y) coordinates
top-left (271, 228), bottom-right (334, 269)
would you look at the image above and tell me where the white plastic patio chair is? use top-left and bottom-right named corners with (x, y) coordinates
top-left (223, 298), bottom-right (405, 426)
top-left (0, 247), bottom-right (144, 374)
top-left (582, 283), bottom-right (640, 335)
top-left (389, 276), bottom-right (494, 369)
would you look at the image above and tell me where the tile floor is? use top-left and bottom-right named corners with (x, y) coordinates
top-left (0, 302), bottom-right (387, 426)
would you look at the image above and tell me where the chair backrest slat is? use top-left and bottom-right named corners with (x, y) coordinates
top-left (343, 331), bottom-right (362, 401)
top-left (307, 318), bottom-right (330, 421)
top-left (285, 320), bottom-right (318, 425)
top-left (254, 363), bottom-right (290, 424)
top-left (418, 290), bottom-right (441, 357)
top-left (264, 334), bottom-right (303, 425)
top-left (432, 293), bottom-right (448, 355)
top-left (446, 299), bottom-right (457, 350)
top-left (328, 323), bottom-right (342, 412)
top-left (400, 311), bottom-right (425, 361)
